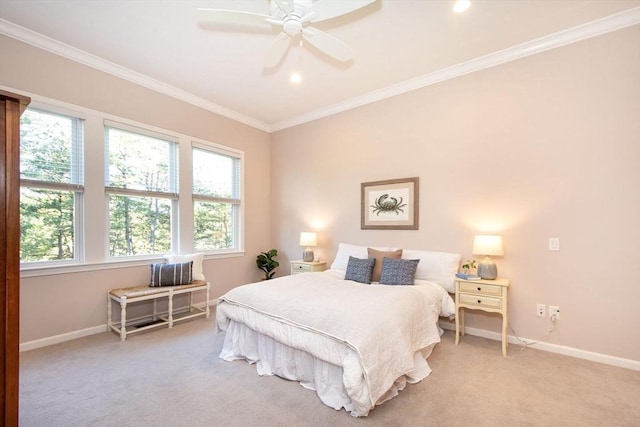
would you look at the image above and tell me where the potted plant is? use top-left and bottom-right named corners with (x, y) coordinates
top-left (256, 249), bottom-right (279, 280)
top-left (462, 259), bottom-right (477, 274)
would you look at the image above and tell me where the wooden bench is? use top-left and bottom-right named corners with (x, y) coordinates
top-left (107, 280), bottom-right (210, 341)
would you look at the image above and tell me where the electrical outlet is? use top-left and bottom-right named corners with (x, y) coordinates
top-left (549, 238), bottom-right (560, 251)
top-left (536, 304), bottom-right (546, 317)
top-left (549, 306), bottom-right (560, 320)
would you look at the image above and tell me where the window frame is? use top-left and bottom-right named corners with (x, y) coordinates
top-left (17, 92), bottom-right (245, 277)
top-left (191, 140), bottom-right (244, 255)
top-left (19, 105), bottom-right (85, 268)
top-left (104, 120), bottom-right (180, 259)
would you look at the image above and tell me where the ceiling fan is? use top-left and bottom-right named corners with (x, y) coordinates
top-left (197, 0), bottom-right (376, 68)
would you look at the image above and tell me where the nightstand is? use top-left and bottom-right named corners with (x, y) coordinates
top-left (455, 277), bottom-right (510, 356)
top-left (290, 260), bottom-right (327, 275)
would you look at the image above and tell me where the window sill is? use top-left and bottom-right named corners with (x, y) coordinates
top-left (20, 251), bottom-right (245, 278)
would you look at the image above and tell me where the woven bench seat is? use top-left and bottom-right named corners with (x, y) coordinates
top-left (108, 280), bottom-right (210, 341)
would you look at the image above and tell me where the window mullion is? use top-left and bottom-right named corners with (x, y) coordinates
top-left (192, 194), bottom-right (240, 204)
top-left (20, 179), bottom-right (84, 193)
top-left (104, 186), bottom-right (178, 200)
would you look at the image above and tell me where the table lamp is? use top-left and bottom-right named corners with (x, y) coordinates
top-left (299, 232), bottom-right (317, 262)
top-left (472, 235), bottom-right (504, 280)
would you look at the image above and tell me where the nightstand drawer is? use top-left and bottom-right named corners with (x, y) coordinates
top-left (292, 263), bottom-right (312, 273)
top-left (459, 281), bottom-right (502, 296)
top-left (290, 261), bottom-right (327, 275)
top-left (459, 293), bottom-right (502, 309)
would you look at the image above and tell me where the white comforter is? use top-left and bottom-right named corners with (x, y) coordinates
top-left (216, 270), bottom-right (453, 416)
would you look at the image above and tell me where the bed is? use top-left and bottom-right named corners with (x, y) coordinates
top-left (215, 243), bottom-right (461, 417)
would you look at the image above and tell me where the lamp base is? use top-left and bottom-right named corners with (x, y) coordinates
top-left (303, 249), bottom-right (314, 262)
top-left (477, 262), bottom-right (497, 280)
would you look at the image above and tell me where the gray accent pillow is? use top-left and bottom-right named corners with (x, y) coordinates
top-left (344, 256), bottom-right (376, 284)
top-left (150, 261), bottom-right (193, 287)
top-left (379, 258), bottom-right (420, 286)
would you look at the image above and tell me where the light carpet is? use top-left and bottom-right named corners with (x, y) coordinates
top-left (19, 312), bottom-right (640, 426)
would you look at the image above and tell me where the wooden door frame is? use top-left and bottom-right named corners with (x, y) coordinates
top-left (1, 89), bottom-right (30, 427)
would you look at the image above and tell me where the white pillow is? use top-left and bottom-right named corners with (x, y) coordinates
top-left (401, 249), bottom-right (461, 293)
top-left (330, 243), bottom-right (390, 271)
top-left (165, 253), bottom-right (205, 281)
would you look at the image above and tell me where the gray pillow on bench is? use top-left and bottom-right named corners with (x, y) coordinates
top-left (150, 261), bottom-right (193, 287)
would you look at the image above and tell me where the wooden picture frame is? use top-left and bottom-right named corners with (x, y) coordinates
top-left (361, 177), bottom-right (419, 230)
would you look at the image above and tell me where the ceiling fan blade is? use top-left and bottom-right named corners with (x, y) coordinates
top-left (301, 27), bottom-right (352, 62)
top-left (309, 0), bottom-right (376, 23)
top-left (263, 32), bottom-right (292, 68)
top-left (197, 8), bottom-right (271, 26)
top-left (273, 0), bottom-right (294, 15)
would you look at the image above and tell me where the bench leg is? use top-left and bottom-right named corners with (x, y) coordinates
top-left (107, 294), bottom-right (112, 332)
top-left (120, 298), bottom-right (128, 341)
top-left (168, 289), bottom-right (174, 328)
top-left (205, 282), bottom-right (210, 319)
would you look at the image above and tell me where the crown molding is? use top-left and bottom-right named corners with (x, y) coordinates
top-left (0, 19), bottom-right (271, 132)
top-left (2, 7), bottom-right (639, 134)
top-left (270, 6), bottom-right (640, 132)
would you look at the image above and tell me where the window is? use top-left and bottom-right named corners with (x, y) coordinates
top-left (19, 108), bottom-right (84, 263)
top-left (18, 94), bottom-right (245, 273)
top-left (192, 144), bottom-right (242, 252)
top-left (105, 122), bottom-right (178, 257)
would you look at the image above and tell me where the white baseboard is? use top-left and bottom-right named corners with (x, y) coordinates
top-left (440, 322), bottom-right (640, 372)
top-left (20, 298), bottom-right (218, 352)
top-left (20, 306), bottom-right (638, 371)
top-left (20, 324), bottom-right (107, 352)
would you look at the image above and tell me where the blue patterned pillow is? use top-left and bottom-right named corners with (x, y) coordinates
top-left (345, 256), bottom-right (376, 284)
top-left (150, 261), bottom-right (193, 287)
top-left (379, 258), bottom-right (420, 286)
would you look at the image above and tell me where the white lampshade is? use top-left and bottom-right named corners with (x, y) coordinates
top-left (472, 235), bottom-right (504, 256)
top-left (299, 232), bottom-right (317, 247)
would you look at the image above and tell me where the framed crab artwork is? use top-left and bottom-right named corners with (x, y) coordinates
top-left (361, 177), bottom-right (419, 230)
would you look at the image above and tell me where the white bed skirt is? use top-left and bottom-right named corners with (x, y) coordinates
top-left (219, 320), bottom-right (436, 416)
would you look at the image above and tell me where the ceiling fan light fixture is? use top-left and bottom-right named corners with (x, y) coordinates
top-left (283, 19), bottom-right (303, 36)
top-left (453, 0), bottom-right (471, 13)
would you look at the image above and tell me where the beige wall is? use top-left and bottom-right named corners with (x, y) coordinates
top-left (2, 24), bottom-right (639, 363)
top-left (1, 35), bottom-right (272, 343)
top-left (271, 27), bottom-right (640, 361)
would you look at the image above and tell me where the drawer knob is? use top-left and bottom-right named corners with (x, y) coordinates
top-left (477, 299), bottom-right (482, 303)
top-left (477, 287), bottom-right (482, 291)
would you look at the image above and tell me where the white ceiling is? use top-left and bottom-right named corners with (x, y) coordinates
top-left (1, 1), bottom-right (638, 132)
